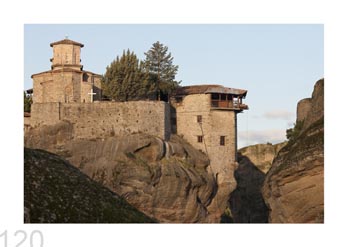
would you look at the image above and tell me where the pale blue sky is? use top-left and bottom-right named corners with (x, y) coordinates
top-left (24, 24), bottom-right (323, 148)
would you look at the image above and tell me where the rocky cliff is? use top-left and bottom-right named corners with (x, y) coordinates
top-left (25, 128), bottom-right (218, 223)
top-left (262, 78), bottom-right (324, 223)
top-left (228, 142), bottom-right (286, 223)
top-left (24, 148), bottom-right (155, 223)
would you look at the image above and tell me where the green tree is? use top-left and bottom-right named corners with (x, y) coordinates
top-left (24, 91), bottom-right (32, 112)
top-left (144, 41), bottom-right (180, 100)
top-left (286, 120), bottom-right (304, 142)
top-left (102, 50), bottom-right (154, 101)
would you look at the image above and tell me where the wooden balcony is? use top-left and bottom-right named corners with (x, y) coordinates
top-left (211, 100), bottom-right (248, 111)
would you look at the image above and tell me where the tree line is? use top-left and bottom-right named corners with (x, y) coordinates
top-left (102, 41), bottom-right (180, 102)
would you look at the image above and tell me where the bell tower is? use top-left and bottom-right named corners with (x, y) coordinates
top-left (50, 37), bottom-right (84, 71)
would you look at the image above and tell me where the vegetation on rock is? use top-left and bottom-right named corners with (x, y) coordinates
top-left (286, 120), bottom-right (304, 142)
top-left (24, 91), bottom-right (32, 112)
top-left (24, 148), bottom-right (156, 223)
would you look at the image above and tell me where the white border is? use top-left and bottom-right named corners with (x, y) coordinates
top-left (1, 0), bottom-right (349, 247)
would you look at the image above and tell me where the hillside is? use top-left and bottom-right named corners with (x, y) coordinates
top-left (262, 79), bottom-right (324, 223)
top-left (24, 148), bottom-right (156, 223)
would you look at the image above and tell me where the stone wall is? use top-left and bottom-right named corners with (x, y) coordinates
top-left (30, 101), bottom-right (170, 140)
top-left (173, 93), bottom-right (238, 216)
top-left (33, 71), bottom-right (81, 103)
top-left (24, 116), bottom-right (31, 133)
top-left (52, 44), bottom-right (81, 69)
top-left (174, 94), bottom-right (211, 153)
top-left (33, 71), bottom-right (102, 104)
top-left (174, 94), bottom-right (237, 172)
top-left (31, 103), bottom-right (61, 126)
top-left (80, 73), bottom-right (102, 103)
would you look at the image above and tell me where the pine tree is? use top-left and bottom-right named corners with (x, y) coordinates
top-left (144, 41), bottom-right (180, 100)
top-left (102, 50), bottom-right (155, 101)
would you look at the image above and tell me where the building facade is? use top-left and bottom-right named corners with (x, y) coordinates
top-left (171, 85), bottom-right (248, 214)
top-left (31, 38), bottom-right (102, 103)
top-left (28, 39), bottom-right (249, 216)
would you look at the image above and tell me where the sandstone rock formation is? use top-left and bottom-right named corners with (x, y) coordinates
top-left (262, 79), bottom-right (324, 223)
top-left (238, 143), bottom-right (287, 173)
top-left (24, 148), bottom-right (155, 223)
top-left (25, 128), bottom-right (218, 223)
top-left (298, 78), bottom-right (324, 130)
top-left (228, 142), bottom-right (286, 223)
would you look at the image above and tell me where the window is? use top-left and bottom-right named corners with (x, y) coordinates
top-left (220, 136), bottom-right (225, 146)
top-left (83, 73), bottom-right (89, 82)
top-left (197, 136), bottom-right (203, 143)
top-left (175, 96), bottom-right (183, 103)
top-left (211, 93), bottom-right (219, 100)
top-left (197, 115), bottom-right (202, 123)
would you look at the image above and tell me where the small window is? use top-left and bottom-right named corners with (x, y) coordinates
top-left (227, 94), bottom-right (233, 100)
top-left (220, 94), bottom-right (227, 101)
top-left (220, 136), bottom-right (225, 146)
top-left (175, 97), bottom-right (183, 103)
top-left (83, 73), bottom-right (89, 82)
top-left (197, 136), bottom-right (203, 143)
top-left (197, 115), bottom-right (202, 123)
top-left (211, 93), bottom-right (219, 100)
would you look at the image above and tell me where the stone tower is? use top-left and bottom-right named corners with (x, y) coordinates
top-left (50, 38), bottom-right (84, 71)
top-left (31, 38), bottom-right (102, 103)
top-left (171, 85), bottom-right (248, 218)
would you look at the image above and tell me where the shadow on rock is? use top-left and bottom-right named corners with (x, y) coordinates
top-left (229, 153), bottom-right (269, 223)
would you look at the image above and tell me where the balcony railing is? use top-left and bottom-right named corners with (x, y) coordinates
top-left (211, 100), bottom-right (248, 110)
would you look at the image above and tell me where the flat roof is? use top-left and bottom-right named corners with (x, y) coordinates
top-left (173, 84), bottom-right (247, 97)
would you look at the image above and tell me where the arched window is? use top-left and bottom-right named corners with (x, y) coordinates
top-left (83, 73), bottom-right (89, 82)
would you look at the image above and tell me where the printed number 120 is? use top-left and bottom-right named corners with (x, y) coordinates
top-left (0, 230), bottom-right (44, 247)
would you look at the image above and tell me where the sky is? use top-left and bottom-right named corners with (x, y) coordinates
top-left (24, 24), bottom-right (324, 148)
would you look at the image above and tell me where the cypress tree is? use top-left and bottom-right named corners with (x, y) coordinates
top-left (102, 50), bottom-right (155, 101)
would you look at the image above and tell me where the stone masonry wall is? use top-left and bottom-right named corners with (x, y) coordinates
top-left (31, 103), bottom-right (61, 126)
top-left (52, 44), bottom-right (81, 68)
top-left (175, 94), bottom-right (237, 170)
top-left (33, 71), bottom-right (102, 103)
top-left (174, 94), bottom-right (211, 154)
top-left (33, 72), bottom-right (79, 103)
top-left (30, 101), bottom-right (170, 140)
top-left (174, 93), bottom-right (238, 216)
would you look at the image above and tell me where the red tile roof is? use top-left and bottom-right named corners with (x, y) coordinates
top-left (50, 39), bottom-right (84, 47)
